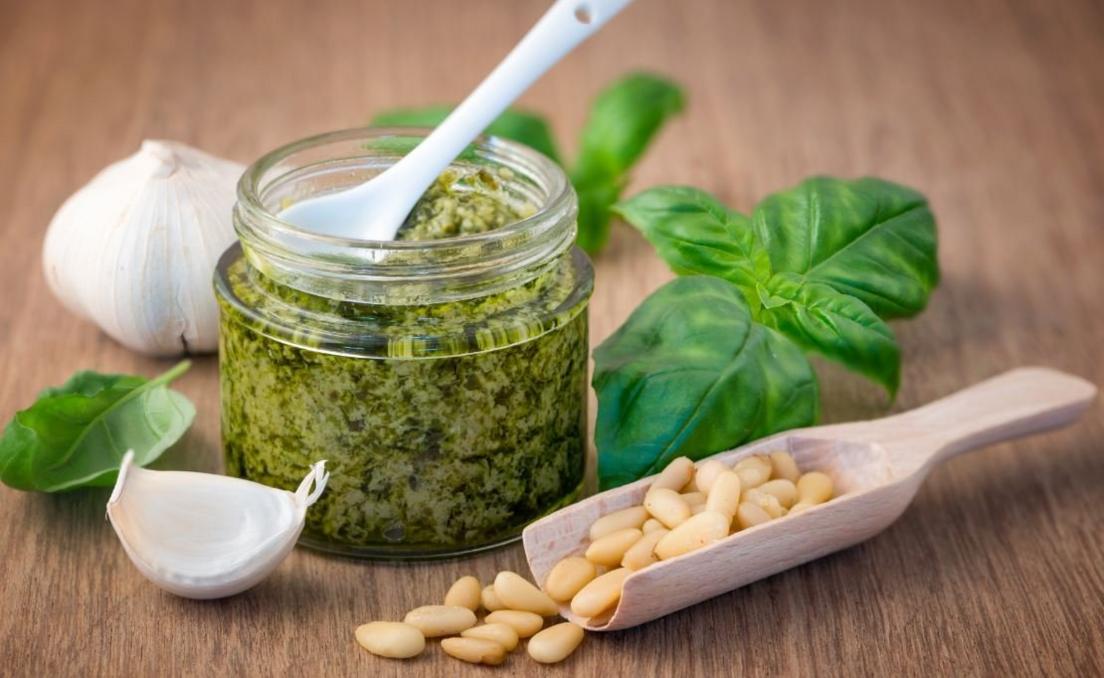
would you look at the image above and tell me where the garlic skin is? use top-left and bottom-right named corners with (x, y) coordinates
top-left (106, 451), bottom-right (328, 600)
top-left (43, 140), bottom-right (244, 356)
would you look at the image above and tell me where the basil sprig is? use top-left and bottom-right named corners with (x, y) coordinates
top-left (593, 277), bottom-right (819, 490)
top-left (569, 73), bottom-right (684, 252)
top-left (370, 72), bottom-right (684, 254)
top-left (0, 361), bottom-right (195, 492)
top-left (596, 177), bottom-right (938, 488)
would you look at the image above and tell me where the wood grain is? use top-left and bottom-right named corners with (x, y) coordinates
top-left (1, 0), bottom-right (1102, 675)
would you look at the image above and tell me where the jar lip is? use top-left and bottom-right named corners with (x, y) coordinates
top-left (232, 126), bottom-right (578, 304)
top-left (236, 126), bottom-right (573, 252)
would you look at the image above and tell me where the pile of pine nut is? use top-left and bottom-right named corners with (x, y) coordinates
top-left (355, 571), bottom-right (584, 666)
top-left (355, 450), bottom-right (833, 666)
top-left (546, 451), bottom-right (834, 621)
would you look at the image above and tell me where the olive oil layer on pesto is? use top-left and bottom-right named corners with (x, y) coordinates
top-left (218, 168), bottom-right (589, 554)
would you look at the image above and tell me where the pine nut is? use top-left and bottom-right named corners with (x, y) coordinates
top-left (644, 487), bottom-right (691, 528)
top-left (544, 556), bottom-right (597, 602)
top-left (621, 527), bottom-right (668, 570)
top-left (704, 470), bottom-right (741, 519)
top-left (734, 456), bottom-right (771, 489)
top-left (758, 479), bottom-right (798, 508)
top-left (652, 456), bottom-right (695, 491)
top-left (654, 510), bottom-right (730, 560)
top-left (484, 610), bottom-right (544, 638)
top-left (735, 454), bottom-right (771, 475)
top-left (588, 505), bottom-right (649, 541)
top-left (769, 450), bottom-right (801, 483)
top-left (736, 501), bottom-right (772, 530)
top-left (570, 567), bottom-right (630, 618)
top-left (642, 518), bottom-right (665, 533)
top-left (461, 623), bottom-right (519, 652)
top-left (737, 467), bottom-right (769, 489)
top-left (528, 622), bottom-right (585, 664)
top-left (354, 621), bottom-right (425, 659)
top-left (788, 501), bottom-right (813, 515)
top-left (797, 471), bottom-right (834, 504)
top-left (683, 475), bottom-right (702, 494)
top-left (443, 575), bottom-right (481, 611)
top-left (694, 459), bottom-right (730, 495)
top-left (441, 637), bottom-right (506, 665)
top-left (679, 491), bottom-right (705, 506)
top-left (402, 605), bottom-right (476, 638)
top-left (494, 571), bottom-right (559, 616)
top-left (744, 488), bottom-right (786, 518)
top-left (585, 528), bottom-right (643, 567)
top-left (481, 585), bottom-right (505, 612)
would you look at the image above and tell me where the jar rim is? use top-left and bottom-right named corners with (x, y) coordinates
top-left (238, 126), bottom-right (573, 250)
top-left (232, 126), bottom-right (578, 304)
top-left (241, 126), bottom-right (572, 249)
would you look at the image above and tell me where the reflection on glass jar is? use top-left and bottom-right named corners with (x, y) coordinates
top-left (214, 128), bottom-right (592, 559)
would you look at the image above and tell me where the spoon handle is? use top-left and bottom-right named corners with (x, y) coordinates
top-left (376, 0), bottom-right (634, 230)
top-left (826, 367), bottom-right (1096, 473)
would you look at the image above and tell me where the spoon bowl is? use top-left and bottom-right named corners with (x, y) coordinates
top-left (281, 0), bottom-right (634, 240)
top-left (523, 368), bottom-right (1096, 631)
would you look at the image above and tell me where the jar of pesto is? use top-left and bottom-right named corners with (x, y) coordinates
top-left (214, 128), bottom-right (592, 559)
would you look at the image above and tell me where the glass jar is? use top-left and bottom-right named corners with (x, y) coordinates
top-left (213, 128), bottom-right (592, 559)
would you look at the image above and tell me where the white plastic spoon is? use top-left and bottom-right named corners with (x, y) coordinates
top-left (281, 0), bottom-right (635, 240)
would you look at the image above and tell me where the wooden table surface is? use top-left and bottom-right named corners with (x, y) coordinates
top-left (2, 0), bottom-right (1102, 675)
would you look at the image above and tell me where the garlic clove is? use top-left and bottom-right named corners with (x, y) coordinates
top-left (43, 140), bottom-right (244, 356)
top-left (106, 451), bottom-right (328, 599)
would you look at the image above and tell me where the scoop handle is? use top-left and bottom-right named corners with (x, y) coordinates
top-left (826, 368), bottom-right (1096, 471)
top-left (373, 0), bottom-right (634, 235)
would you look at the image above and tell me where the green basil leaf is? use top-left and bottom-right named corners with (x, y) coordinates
top-left (371, 106), bottom-right (562, 165)
top-left (612, 186), bottom-right (771, 309)
top-left (572, 72), bottom-right (685, 253)
top-left (574, 180), bottom-right (624, 254)
top-left (360, 134), bottom-right (426, 158)
top-left (593, 277), bottom-right (818, 490)
top-left (483, 110), bottom-right (563, 166)
top-left (751, 176), bottom-right (939, 319)
top-left (573, 73), bottom-right (685, 181)
top-left (0, 361), bottom-right (194, 492)
top-left (371, 104), bottom-right (453, 129)
top-left (755, 273), bottom-right (900, 395)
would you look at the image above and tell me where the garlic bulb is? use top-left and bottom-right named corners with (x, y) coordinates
top-left (106, 451), bottom-right (328, 600)
top-left (43, 140), bottom-right (244, 356)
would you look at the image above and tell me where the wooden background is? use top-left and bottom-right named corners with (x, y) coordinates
top-left (1, 0), bottom-right (1102, 675)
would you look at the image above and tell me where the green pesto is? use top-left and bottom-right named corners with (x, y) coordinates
top-left (217, 168), bottom-right (590, 557)
top-left (396, 167), bottom-right (536, 241)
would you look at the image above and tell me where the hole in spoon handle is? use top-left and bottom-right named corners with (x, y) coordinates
top-left (574, 4), bottom-right (593, 23)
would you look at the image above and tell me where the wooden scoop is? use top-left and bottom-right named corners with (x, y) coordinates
top-left (523, 367), bottom-right (1096, 631)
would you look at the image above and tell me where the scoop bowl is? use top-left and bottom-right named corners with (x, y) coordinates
top-left (523, 368), bottom-right (1096, 631)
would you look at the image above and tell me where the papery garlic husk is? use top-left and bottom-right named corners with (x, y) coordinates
top-left (43, 140), bottom-right (244, 356)
top-left (106, 451), bottom-right (328, 600)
